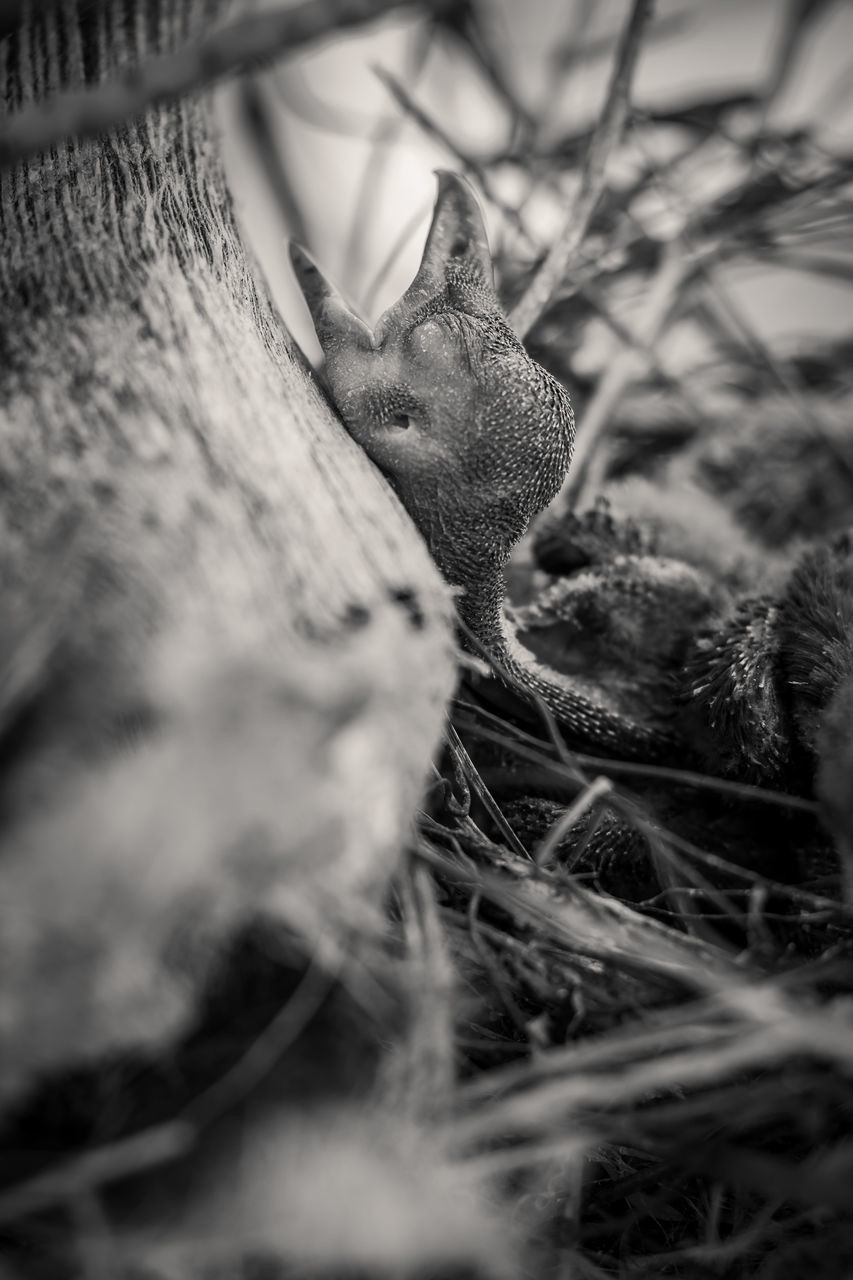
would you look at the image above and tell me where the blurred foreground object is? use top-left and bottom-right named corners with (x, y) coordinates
top-left (0, 1), bottom-right (516, 1275)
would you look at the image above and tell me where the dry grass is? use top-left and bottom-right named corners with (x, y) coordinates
top-left (413, 678), bottom-right (853, 1276)
top-left (375, 3), bottom-right (853, 1273)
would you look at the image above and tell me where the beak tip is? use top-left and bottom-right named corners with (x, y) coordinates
top-left (288, 240), bottom-right (313, 277)
top-left (432, 168), bottom-right (468, 199)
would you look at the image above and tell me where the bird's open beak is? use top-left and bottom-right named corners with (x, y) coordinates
top-left (373, 171), bottom-right (495, 345)
top-left (289, 241), bottom-right (374, 355)
top-left (290, 171), bottom-right (495, 358)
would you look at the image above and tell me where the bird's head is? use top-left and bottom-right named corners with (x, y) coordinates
top-left (290, 173), bottom-right (574, 619)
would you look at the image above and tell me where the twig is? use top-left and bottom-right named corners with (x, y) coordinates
top-left (553, 6), bottom-right (687, 73)
top-left (446, 1024), bottom-right (803, 1151)
top-left (70, 1191), bottom-right (121, 1280)
top-left (629, 124), bottom-right (853, 483)
top-left (763, 248), bottom-right (853, 283)
top-left (759, 0), bottom-right (834, 122)
top-left (459, 1000), bottom-right (744, 1104)
top-left (452, 710), bottom-right (820, 814)
top-left (468, 890), bottom-right (533, 1040)
top-left (557, 245), bottom-right (693, 509)
top-left (373, 65), bottom-right (537, 250)
top-left (422, 841), bottom-right (742, 988)
top-left (372, 66), bottom-right (489, 189)
top-left (633, 1201), bottom-right (784, 1268)
top-left (508, 0), bottom-right (655, 339)
top-left (699, 271), bottom-right (853, 485)
top-left (445, 724), bottom-right (530, 860)
top-left (695, 267), bottom-right (853, 484)
top-left (452, 718), bottom-right (845, 928)
top-left (0, 0), bottom-right (448, 169)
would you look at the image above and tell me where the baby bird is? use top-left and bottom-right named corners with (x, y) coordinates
top-left (292, 172), bottom-right (853, 891)
top-left (290, 173), bottom-right (678, 760)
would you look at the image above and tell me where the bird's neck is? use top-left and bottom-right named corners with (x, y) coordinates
top-left (454, 569), bottom-right (509, 656)
top-left (452, 556), bottom-right (678, 762)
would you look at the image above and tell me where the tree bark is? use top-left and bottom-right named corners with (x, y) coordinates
top-left (0, 0), bottom-right (456, 1098)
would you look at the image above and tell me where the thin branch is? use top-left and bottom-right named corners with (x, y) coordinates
top-left (446, 1024), bottom-right (804, 1151)
top-left (627, 126), bottom-right (853, 487)
top-left (553, 5), bottom-right (688, 73)
top-left (509, 0), bottom-right (655, 339)
top-left (445, 724), bottom-right (530, 860)
top-left (451, 704), bottom-right (820, 818)
top-left (760, 0), bottom-right (834, 119)
top-left (452, 722), bottom-right (846, 929)
top-left (0, 0), bottom-right (448, 170)
top-left (558, 244), bottom-right (693, 509)
top-left (373, 65), bottom-right (537, 250)
top-left (467, 889), bottom-right (533, 1040)
top-left (694, 265), bottom-right (853, 485)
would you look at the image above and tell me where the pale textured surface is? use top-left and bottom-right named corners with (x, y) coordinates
top-left (0, 0), bottom-right (456, 1098)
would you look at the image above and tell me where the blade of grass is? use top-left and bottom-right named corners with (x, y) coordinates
top-left (533, 775), bottom-right (614, 866)
top-left (445, 723), bottom-right (531, 860)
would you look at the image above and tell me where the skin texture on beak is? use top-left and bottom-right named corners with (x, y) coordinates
top-left (288, 240), bottom-right (374, 357)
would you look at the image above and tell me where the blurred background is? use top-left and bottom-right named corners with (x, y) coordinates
top-left (219, 0), bottom-right (853, 388)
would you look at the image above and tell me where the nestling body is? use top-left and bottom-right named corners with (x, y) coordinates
top-left (292, 171), bottom-right (853, 890)
top-left (291, 173), bottom-right (677, 759)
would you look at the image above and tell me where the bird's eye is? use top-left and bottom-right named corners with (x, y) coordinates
top-left (387, 412), bottom-right (412, 430)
